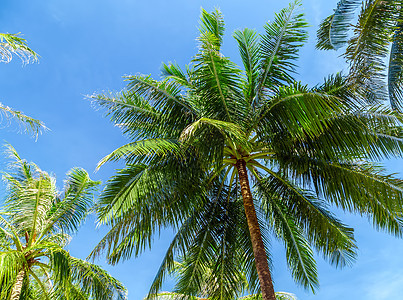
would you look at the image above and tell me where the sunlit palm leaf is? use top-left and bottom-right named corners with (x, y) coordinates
top-left (0, 33), bottom-right (37, 64)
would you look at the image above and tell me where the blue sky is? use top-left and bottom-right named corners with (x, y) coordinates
top-left (1, 0), bottom-right (403, 299)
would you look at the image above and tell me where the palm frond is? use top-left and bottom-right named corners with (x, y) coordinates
top-left (93, 157), bottom-right (206, 266)
top-left (70, 257), bottom-right (127, 300)
top-left (388, 21), bottom-right (403, 110)
top-left (199, 8), bottom-right (225, 48)
top-left (278, 155), bottom-right (403, 237)
top-left (44, 168), bottom-right (100, 235)
top-left (267, 197), bottom-right (318, 291)
top-left (0, 250), bottom-right (26, 299)
top-left (49, 248), bottom-right (71, 293)
top-left (253, 82), bottom-right (343, 142)
top-left (345, 0), bottom-right (401, 103)
top-left (180, 118), bottom-right (249, 149)
top-left (255, 0), bottom-right (308, 102)
top-left (126, 75), bottom-right (197, 137)
top-left (234, 28), bottom-right (260, 105)
top-left (256, 172), bottom-right (357, 269)
top-left (161, 62), bottom-right (193, 88)
top-left (90, 91), bottom-right (161, 140)
top-left (193, 10), bottom-right (243, 123)
top-left (316, 0), bottom-right (360, 50)
top-left (0, 102), bottom-right (45, 136)
top-left (0, 33), bottom-right (37, 64)
top-left (97, 138), bottom-right (183, 168)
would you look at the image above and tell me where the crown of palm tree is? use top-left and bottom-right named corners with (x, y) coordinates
top-left (90, 2), bottom-right (403, 299)
top-left (0, 145), bottom-right (127, 300)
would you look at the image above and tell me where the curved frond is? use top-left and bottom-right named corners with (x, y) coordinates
top-left (255, 171), bottom-right (357, 268)
top-left (264, 192), bottom-right (318, 291)
top-left (97, 139), bottom-right (183, 168)
top-left (0, 102), bottom-right (45, 136)
top-left (70, 257), bottom-right (127, 300)
top-left (316, 0), bottom-right (360, 50)
top-left (126, 75), bottom-right (197, 137)
top-left (0, 33), bottom-right (37, 64)
top-left (253, 83), bottom-right (343, 142)
top-left (90, 91), bottom-right (161, 140)
top-left (345, 0), bottom-right (400, 103)
top-left (162, 62), bottom-right (193, 88)
top-left (234, 28), bottom-right (260, 105)
top-left (44, 168), bottom-right (100, 236)
top-left (278, 155), bottom-right (403, 237)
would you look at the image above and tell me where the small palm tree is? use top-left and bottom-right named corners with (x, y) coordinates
top-left (0, 32), bottom-right (44, 135)
top-left (91, 2), bottom-right (403, 300)
top-left (152, 261), bottom-right (297, 300)
top-left (317, 0), bottom-right (403, 110)
top-left (0, 145), bottom-right (127, 300)
top-left (153, 292), bottom-right (296, 300)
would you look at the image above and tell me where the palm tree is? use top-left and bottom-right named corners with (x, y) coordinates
top-left (316, 0), bottom-right (403, 110)
top-left (0, 32), bottom-right (44, 135)
top-left (0, 145), bottom-right (127, 300)
top-left (90, 2), bottom-right (403, 300)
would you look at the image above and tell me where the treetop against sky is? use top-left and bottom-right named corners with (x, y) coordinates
top-left (1, 1), bottom-right (403, 299)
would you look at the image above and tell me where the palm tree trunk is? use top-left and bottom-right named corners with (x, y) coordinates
top-left (10, 269), bottom-right (25, 300)
top-left (236, 159), bottom-right (276, 300)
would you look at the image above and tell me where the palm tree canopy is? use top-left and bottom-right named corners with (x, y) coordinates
top-left (91, 1), bottom-right (403, 299)
top-left (316, 0), bottom-right (403, 110)
top-left (0, 145), bottom-right (127, 300)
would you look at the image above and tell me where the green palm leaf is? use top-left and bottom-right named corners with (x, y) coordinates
top-left (255, 0), bottom-right (308, 102)
top-left (0, 33), bottom-right (37, 64)
top-left (0, 147), bottom-right (126, 299)
top-left (388, 21), bottom-right (403, 110)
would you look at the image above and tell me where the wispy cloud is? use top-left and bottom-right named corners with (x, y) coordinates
top-left (364, 271), bottom-right (403, 299)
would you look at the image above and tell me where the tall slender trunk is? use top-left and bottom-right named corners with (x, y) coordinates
top-left (10, 269), bottom-right (25, 300)
top-left (236, 159), bottom-right (276, 300)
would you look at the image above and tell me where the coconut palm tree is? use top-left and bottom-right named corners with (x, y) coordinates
top-left (0, 145), bottom-right (127, 300)
top-left (0, 32), bottom-right (44, 135)
top-left (317, 0), bottom-right (403, 110)
top-left (90, 2), bottom-right (403, 300)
